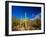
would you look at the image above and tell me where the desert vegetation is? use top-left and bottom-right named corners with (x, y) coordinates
top-left (12, 16), bottom-right (41, 31)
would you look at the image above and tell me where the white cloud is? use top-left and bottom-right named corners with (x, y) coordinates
top-left (30, 13), bottom-right (41, 20)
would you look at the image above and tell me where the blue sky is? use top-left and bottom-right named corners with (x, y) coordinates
top-left (12, 6), bottom-right (41, 19)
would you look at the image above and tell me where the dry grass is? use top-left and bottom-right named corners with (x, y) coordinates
top-left (12, 17), bottom-right (41, 31)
